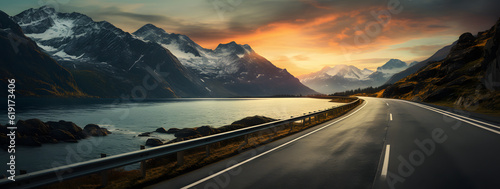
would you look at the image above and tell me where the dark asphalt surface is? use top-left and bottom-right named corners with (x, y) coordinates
top-left (147, 97), bottom-right (500, 189)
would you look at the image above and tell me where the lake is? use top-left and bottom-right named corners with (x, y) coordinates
top-left (0, 98), bottom-right (342, 173)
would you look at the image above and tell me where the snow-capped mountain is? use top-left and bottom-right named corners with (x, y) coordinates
top-left (299, 59), bottom-right (409, 94)
top-left (376, 59), bottom-right (408, 72)
top-left (0, 10), bottom-right (86, 97)
top-left (133, 24), bottom-right (316, 96)
top-left (299, 65), bottom-right (374, 83)
top-left (12, 6), bottom-right (209, 97)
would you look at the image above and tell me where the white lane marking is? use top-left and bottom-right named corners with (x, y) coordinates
top-left (392, 100), bottom-right (500, 135)
top-left (389, 113), bottom-right (393, 121)
top-left (405, 101), bottom-right (500, 130)
top-left (381, 144), bottom-right (391, 179)
top-left (181, 101), bottom-right (368, 189)
top-left (386, 103), bottom-right (389, 106)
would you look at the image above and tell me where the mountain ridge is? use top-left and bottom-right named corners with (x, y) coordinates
top-left (382, 18), bottom-right (500, 112)
top-left (133, 23), bottom-right (316, 96)
top-left (298, 59), bottom-right (409, 94)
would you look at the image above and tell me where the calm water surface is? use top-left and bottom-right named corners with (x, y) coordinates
top-left (0, 98), bottom-right (342, 172)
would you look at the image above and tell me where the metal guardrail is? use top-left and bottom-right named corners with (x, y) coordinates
top-left (0, 98), bottom-right (362, 188)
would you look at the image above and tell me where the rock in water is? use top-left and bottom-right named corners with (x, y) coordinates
top-left (174, 128), bottom-right (199, 138)
top-left (231, 116), bottom-right (277, 127)
top-left (196, 126), bottom-right (215, 136)
top-left (46, 120), bottom-right (87, 139)
top-left (50, 129), bottom-right (77, 142)
top-left (145, 138), bottom-right (164, 146)
top-left (138, 132), bottom-right (152, 137)
top-left (17, 119), bottom-right (50, 136)
top-left (166, 128), bottom-right (180, 134)
top-left (83, 124), bottom-right (111, 136)
top-left (155, 127), bottom-right (168, 133)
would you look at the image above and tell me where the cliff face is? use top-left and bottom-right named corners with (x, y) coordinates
top-left (383, 18), bottom-right (500, 111)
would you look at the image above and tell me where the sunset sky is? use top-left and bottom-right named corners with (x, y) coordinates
top-left (2, 0), bottom-right (499, 76)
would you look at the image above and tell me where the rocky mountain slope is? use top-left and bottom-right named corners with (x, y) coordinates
top-left (10, 7), bottom-right (210, 98)
top-left (385, 43), bottom-right (454, 84)
top-left (0, 10), bottom-right (86, 97)
top-left (133, 24), bottom-right (316, 96)
top-left (299, 59), bottom-right (408, 94)
top-left (383, 19), bottom-right (500, 111)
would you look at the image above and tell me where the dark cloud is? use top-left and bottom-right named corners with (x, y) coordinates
top-left (90, 6), bottom-right (174, 23)
top-left (427, 25), bottom-right (451, 29)
top-left (391, 44), bottom-right (445, 55)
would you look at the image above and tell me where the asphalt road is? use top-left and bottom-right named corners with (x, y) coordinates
top-left (147, 97), bottom-right (500, 189)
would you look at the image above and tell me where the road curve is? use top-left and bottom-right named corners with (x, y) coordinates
top-left (147, 97), bottom-right (500, 189)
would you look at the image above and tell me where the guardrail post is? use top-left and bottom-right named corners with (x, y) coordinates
top-left (100, 153), bottom-right (108, 187)
top-left (205, 145), bottom-right (211, 158)
top-left (140, 145), bottom-right (146, 178)
top-left (177, 151), bottom-right (184, 166)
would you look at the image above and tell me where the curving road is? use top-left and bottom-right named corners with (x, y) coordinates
top-left (147, 97), bottom-right (500, 189)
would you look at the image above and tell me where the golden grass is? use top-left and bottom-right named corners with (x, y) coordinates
top-left (42, 101), bottom-right (363, 189)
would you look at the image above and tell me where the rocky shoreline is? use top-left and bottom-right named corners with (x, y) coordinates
top-left (0, 119), bottom-right (111, 150)
top-left (141, 115), bottom-right (277, 147)
top-left (0, 115), bottom-right (277, 150)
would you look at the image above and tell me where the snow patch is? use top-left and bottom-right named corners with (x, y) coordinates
top-left (37, 43), bottom-right (57, 52)
top-left (54, 50), bottom-right (79, 60)
top-left (128, 55), bottom-right (144, 70)
top-left (25, 15), bottom-right (75, 41)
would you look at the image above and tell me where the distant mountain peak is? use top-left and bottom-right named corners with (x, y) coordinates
top-left (377, 59), bottom-right (407, 71)
top-left (215, 41), bottom-right (254, 54)
top-left (134, 23), bottom-right (168, 35)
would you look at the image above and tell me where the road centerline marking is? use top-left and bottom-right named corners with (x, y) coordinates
top-left (390, 113), bottom-right (393, 121)
top-left (180, 101), bottom-right (368, 189)
top-left (381, 144), bottom-right (391, 179)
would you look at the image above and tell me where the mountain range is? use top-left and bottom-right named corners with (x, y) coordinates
top-left (298, 59), bottom-right (409, 94)
top-left (1, 6), bottom-right (315, 98)
top-left (133, 24), bottom-right (315, 96)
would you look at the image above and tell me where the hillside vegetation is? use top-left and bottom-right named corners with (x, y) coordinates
top-left (383, 19), bottom-right (500, 113)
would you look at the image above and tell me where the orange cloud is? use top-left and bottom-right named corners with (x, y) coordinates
top-left (192, 5), bottom-right (461, 76)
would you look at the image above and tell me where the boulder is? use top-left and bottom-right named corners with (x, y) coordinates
top-left (217, 124), bottom-right (245, 133)
top-left (46, 120), bottom-right (87, 139)
top-left (166, 128), bottom-right (180, 134)
top-left (196, 126), bottom-right (215, 136)
top-left (155, 127), bottom-right (168, 133)
top-left (50, 129), bottom-right (77, 142)
top-left (18, 135), bottom-right (42, 146)
top-left (38, 135), bottom-right (58, 143)
top-left (231, 116), bottom-right (277, 127)
top-left (15, 120), bottom-right (36, 136)
top-left (25, 119), bottom-right (50, 135)
top-left (138, 132), bottom-right (152, 137)
top-left (83, 124), bottom-right (110, 136)
top-left (174, 128), bottom-right (199, 138)
top-left (145, 138), bottom-right (163, 146)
